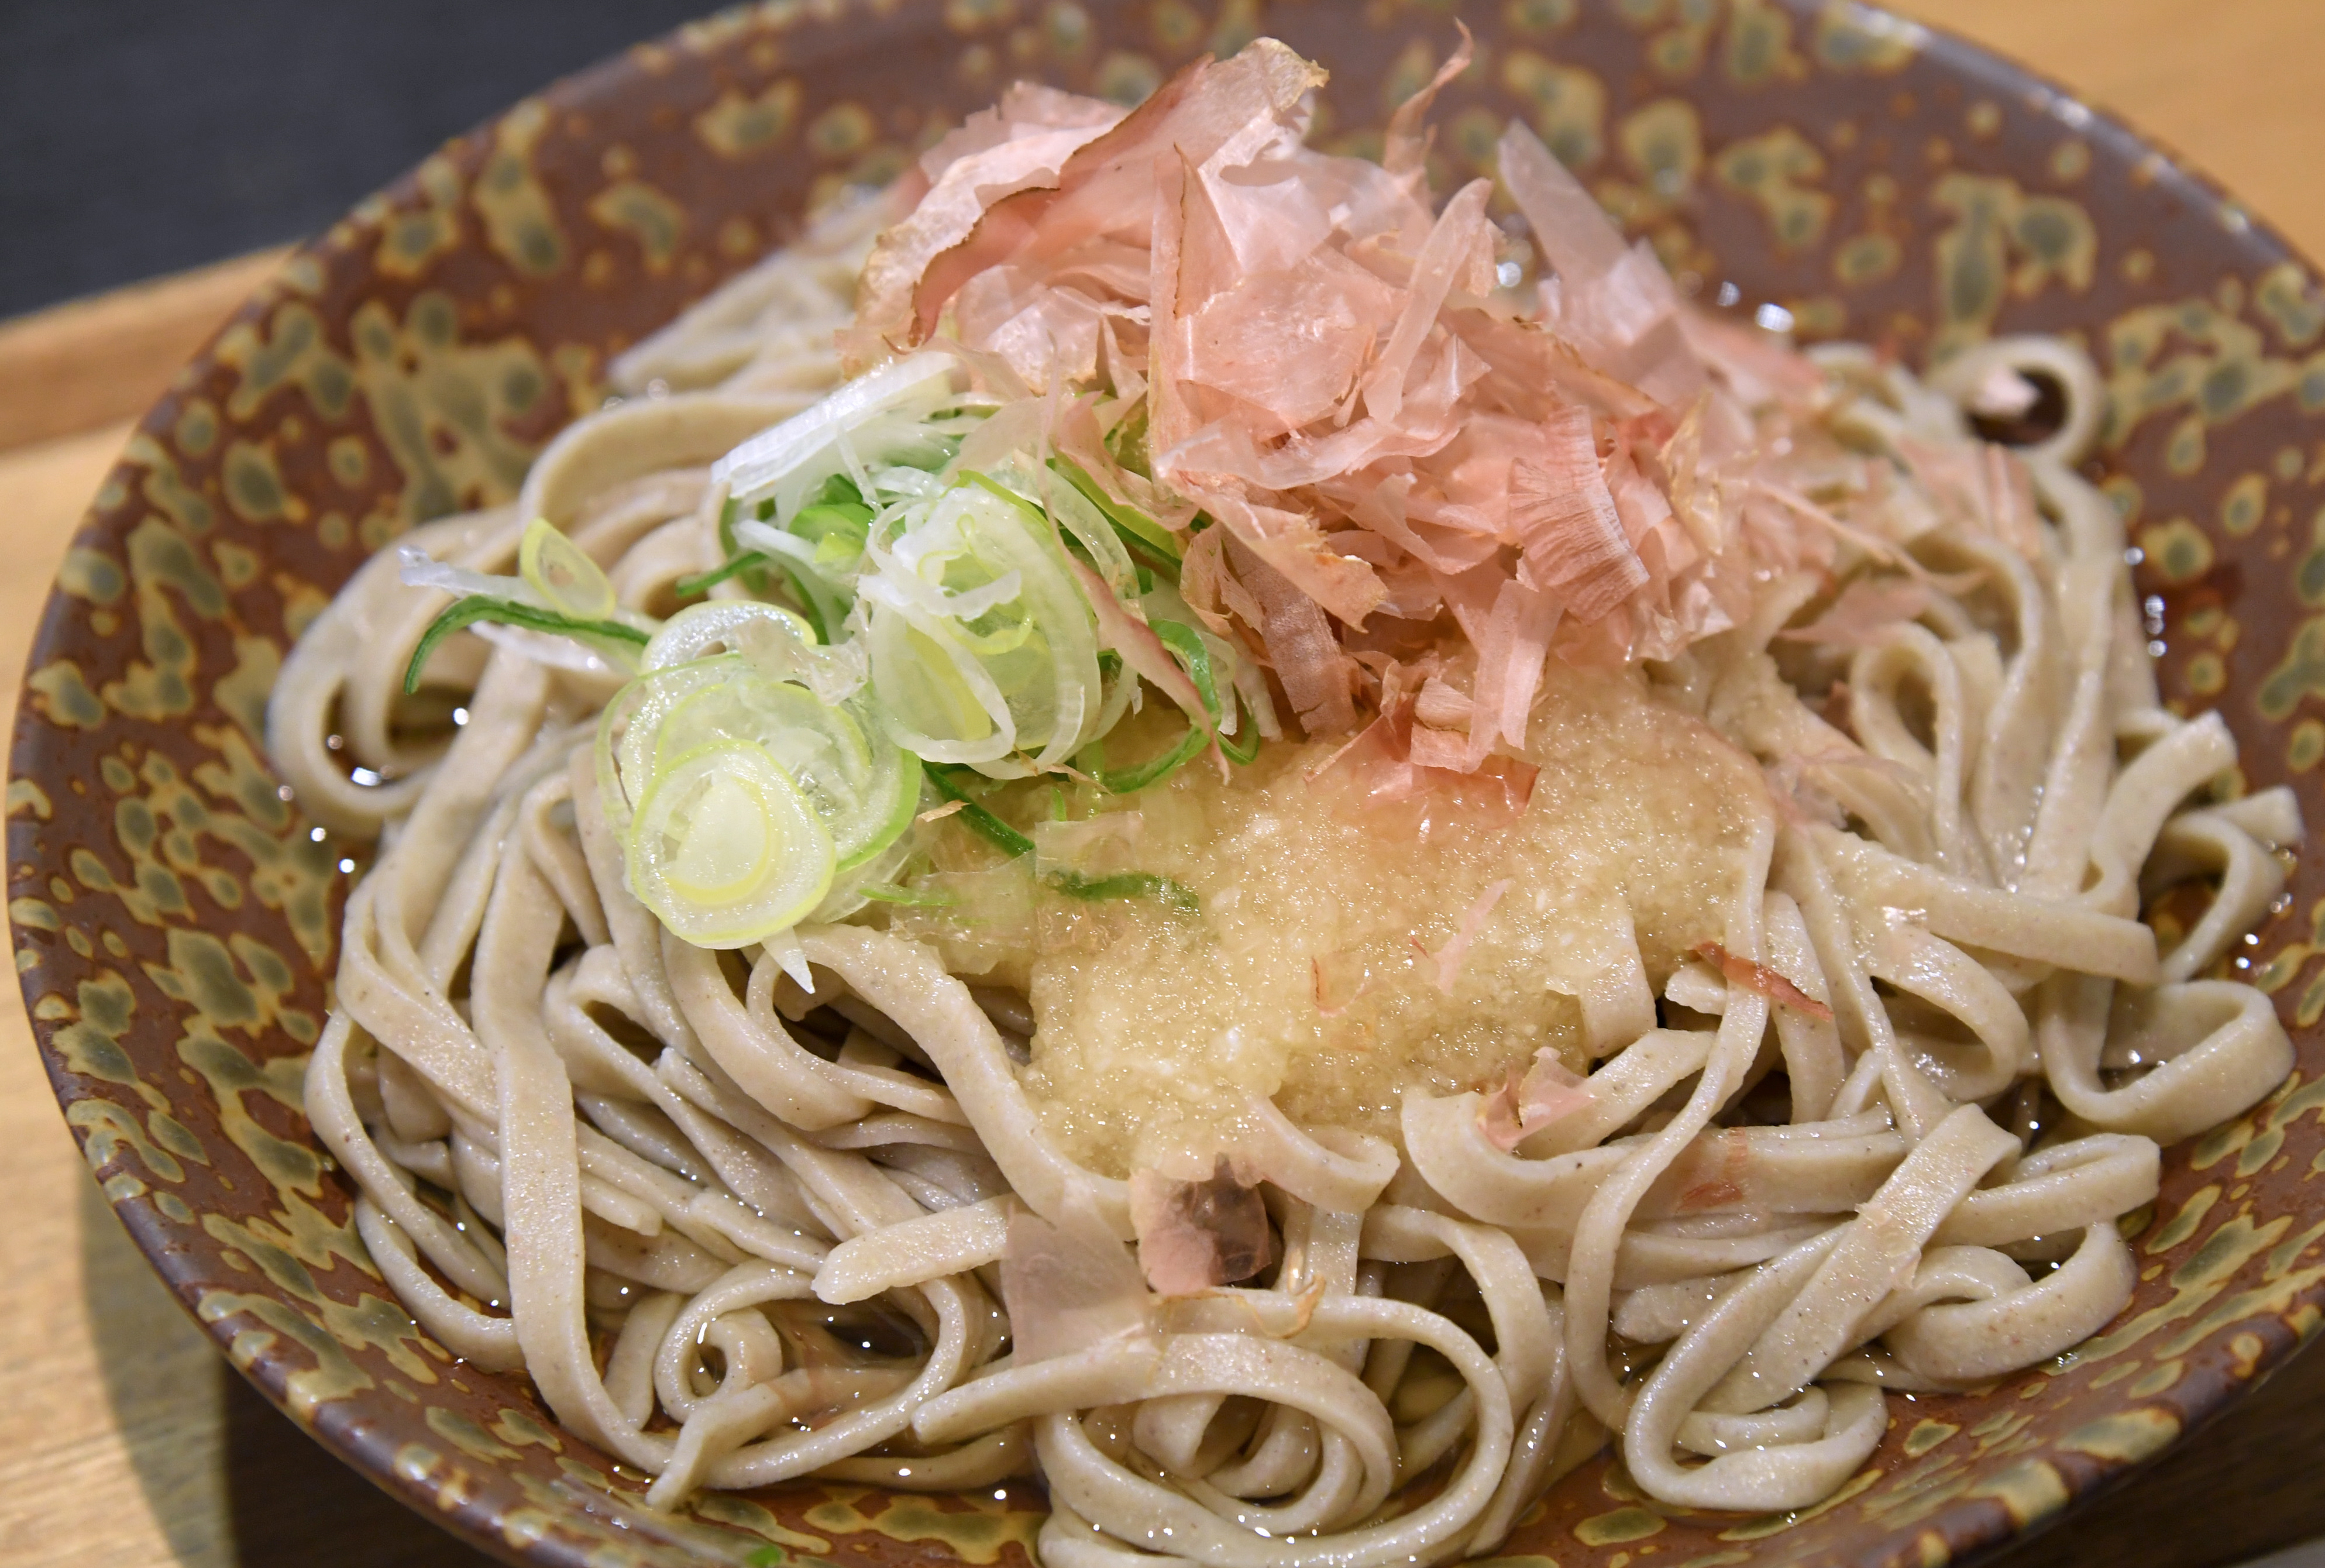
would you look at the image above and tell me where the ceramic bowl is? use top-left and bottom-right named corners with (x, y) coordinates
top-left (15, 2), bottom-right (2325, 1564)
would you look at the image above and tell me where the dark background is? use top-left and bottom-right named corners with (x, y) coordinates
top-left (0, 0), bottom-right (720, 318)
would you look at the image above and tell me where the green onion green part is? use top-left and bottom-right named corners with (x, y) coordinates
top-left (1216, 690), bottom-right (1263, 766)
top-left (1152, 617), bottom-right (1261, 768)
top-left (1050, 458), bottom-right (1183, 579)
top-left (1046, 869), bottom-right (1200, 914)
top-left (673, 553), bottom-right (765, 600)
top-left (1153, 620), bottom-right (1222, 722)
top-left (924, 764), bottom-right (1036, 858)
top-left (405, 596), bottom-right (649, 695)
top-left (714, 497), bottom-right (771, 594)
top-left (1089, 720), bottom-right (1208, 793)
top-left (923, 767), bottom-right (1196, 911)
top-left (778, 561), bottom-right (846, 644)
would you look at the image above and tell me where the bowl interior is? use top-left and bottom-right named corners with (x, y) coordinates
top-left (14, 3), bottom-right (2325, 1566)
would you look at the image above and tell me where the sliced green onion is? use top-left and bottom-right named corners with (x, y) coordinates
top-left (866, 480), bottom-right (1098, 766)
top-left (652, 676), bottom-right (919, 871)
top-left (627, 740), bottom-right (835, 947)
top-left (793, 499), bottom-right (872, 570)
top-left (605, 657), bottom-right (751, 825)
top-left (673, 553), bottom-right (764, 600)
top-left (1088, 720), bottom-right (1208, 793)
top-left (946, 595), bottom-right (1038, 661)
top-left (724, 478), bottom-right (870, 628)
top-left (854, 748), bottom-right (926, 871)
top-left (1050, 458), bottom-right (1181, 577)
top-left (716, 350), bottom-right (957, 521)
top-left (519, 517), bottom-right (617, 620)
top-left (709, 488), bottom-right (857, 614)
top-left (1152, 620), bottom-right (1223, 723)
top-left (955, 482), bottom-right (1103, 764)
top-left (1047, 869), bottom-right (1199, 914)
top-left (1034, 466), bottom-right (1141, 598)
top-left (1151, 617), bottom-right (1263, 768)
top-left (404, 596), bottom-right (648, 694)
top-left (779, 561), bottom-right (849, 645)
top-left (964, 470), bottom-right (1046, 526)
top-left (924, 764), bottom-right (1034, 858)
top-left (923, 766), bottom-right (1195, 910)
top-left (871, 610), bottom-right (1009, 757)
top-left (713, 496), bottom-right (771, 593)
top-left (811, 472), bottom-right (869, 509)
top-left (643, 600), bottom-right (819, 671)
top-left (617, 373), bottom-right (1257, 955)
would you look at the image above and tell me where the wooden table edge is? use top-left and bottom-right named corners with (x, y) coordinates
top-left (0, 247), bottom-right (289, 453)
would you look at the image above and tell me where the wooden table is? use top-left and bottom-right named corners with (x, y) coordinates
top-left (6, 5), bottom-right (2325, 1564)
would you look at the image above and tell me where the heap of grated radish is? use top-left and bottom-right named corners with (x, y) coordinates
top-left (920, 662), bottom-right (1768, 1176)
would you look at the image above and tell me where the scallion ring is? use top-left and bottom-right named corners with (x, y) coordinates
top-left (518, 517), bottom-right (617, 620)
top-left (625, 739), bottom-right (835, 947)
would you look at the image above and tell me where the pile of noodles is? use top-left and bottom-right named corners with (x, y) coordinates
top-left (273, 37), bottom-right (2299, 1565)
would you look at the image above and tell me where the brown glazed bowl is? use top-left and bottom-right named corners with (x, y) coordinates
top-left (13, 2), bottom-right (2325, 1564)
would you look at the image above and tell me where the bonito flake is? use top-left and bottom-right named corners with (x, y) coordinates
top-left (853, 35), bottom-right (1853, 772)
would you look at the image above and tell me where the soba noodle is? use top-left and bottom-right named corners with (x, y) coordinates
top-left (274, 40), bottom-right (2298, 1564)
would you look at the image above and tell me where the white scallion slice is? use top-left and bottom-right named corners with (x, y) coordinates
top-left (866, 601), bottom-right (1016, 763)
top-left (397, 544), bottom-right (529, 604)
top-left (859, 479), bottom-right (1099, 771)
top-left (626, 740), bottom-right (834, 947)
top-left (645, 596), bottom-right (867, 709)
top-left (603, 656), bottom-right (747, 822)
top-left (652, 675), bottom-right (920, 870)
top-left (518, 517), bottom-right (617, 621)
top-left (714, 352), bottom-right (961, 525)
top-left (945, 479), bottom-right (1100, 766)
top-left (1041, 467), bottom-right (1139, 596)
top-left (644, 599), bottom-right (819, 672)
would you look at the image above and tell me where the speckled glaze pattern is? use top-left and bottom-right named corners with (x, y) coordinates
top-left (11, 2), bottom-right (2325, 1566)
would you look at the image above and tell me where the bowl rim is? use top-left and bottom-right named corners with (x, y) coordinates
top-left (12, 4), bottom-right (2325, 1566)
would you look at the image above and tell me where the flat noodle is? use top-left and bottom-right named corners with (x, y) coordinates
top-left (275, 46), bottom-right (2300, 1564)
